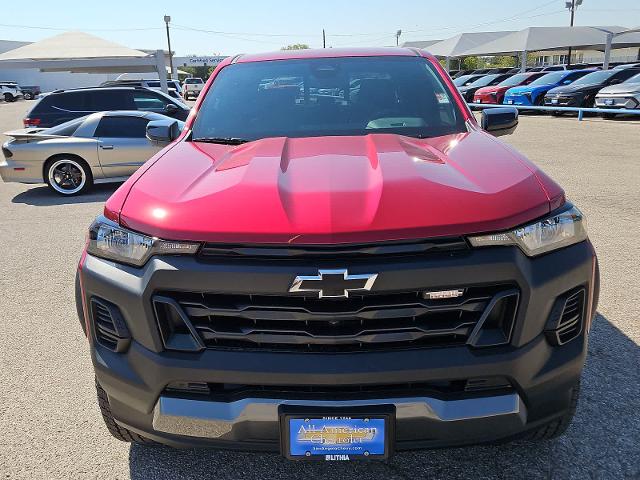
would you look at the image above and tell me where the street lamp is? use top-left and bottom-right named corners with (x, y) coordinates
top-left (564, 0), bottom-right (583, 66)
top-left (396, 30), bottom-right (402, 47)
top-left (164, 15), bottom-right (174, 79)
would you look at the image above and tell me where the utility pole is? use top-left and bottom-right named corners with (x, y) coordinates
top-left (164, 15), bottom-right (174, 79)
top-left (396, 29), bottom-right (402, 47)
top-left (565, 0), bottom-right (582, 66)
top-left (323, 29), bottom-right (326, 48)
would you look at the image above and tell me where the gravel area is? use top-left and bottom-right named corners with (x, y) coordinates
top-left (0, 100), bottom-right (638, 479)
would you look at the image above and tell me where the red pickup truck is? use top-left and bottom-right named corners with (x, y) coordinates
top-left (77, 47), bottom-right (598, 460)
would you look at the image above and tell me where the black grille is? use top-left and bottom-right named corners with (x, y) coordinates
top-left (164, 377), bottom-right (514, 401)
top-left (198, 238), bottom-right (469, 260)
top-left (556, 289), bottom-right (585, 344)
top-left (91, 298), bottom-right (131, 352)
top-left (545, 288), bottom-right (586, 346)
top-left (154, 285), bottom-right (518, 353)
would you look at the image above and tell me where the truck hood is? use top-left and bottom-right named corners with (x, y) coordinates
top-left (118, 132), bottom-right (555, 244)
top-left (597, 81), bottom-right (640, 95)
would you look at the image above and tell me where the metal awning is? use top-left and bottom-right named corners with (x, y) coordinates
top-left (0, 31), bottom-right (169, 92)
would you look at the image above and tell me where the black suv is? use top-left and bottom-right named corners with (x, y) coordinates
top-left (23, 86), bottom-right (190, 128)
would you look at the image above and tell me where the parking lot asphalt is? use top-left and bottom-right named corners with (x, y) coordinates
top-left (0, 99), bottom-right (638, 479)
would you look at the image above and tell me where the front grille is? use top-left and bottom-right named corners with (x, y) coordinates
top-left (164, 377), bottom-right (514, 401)
top-left (154, 284), bottom-right (518, 353)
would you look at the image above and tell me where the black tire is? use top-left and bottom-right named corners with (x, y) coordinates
top-left (95, 379), bottom-right (158, 444)
top-left (44, 156), bottom-right (93, 196)
top-left (602, 113), bottom-right (617, 119)
top-left (4, 93), bottom-right (14, 102)
top-left (23, 92), bottom-right (33, 100)
top-left (525, 381), bottom-right (580, 440)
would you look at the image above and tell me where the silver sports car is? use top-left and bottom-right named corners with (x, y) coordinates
top-left (0, 111), bottom-right (183, 195)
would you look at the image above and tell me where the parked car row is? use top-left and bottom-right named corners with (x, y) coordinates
top-left (1, 84), bottom-right (191, 195)
top-left (453, 64), bottom-right (640, 117)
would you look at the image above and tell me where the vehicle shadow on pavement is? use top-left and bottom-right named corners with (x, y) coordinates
top-left (11, 184), bottom-right (121, 206)
top-left (128, 314), bottom-right (639, 480)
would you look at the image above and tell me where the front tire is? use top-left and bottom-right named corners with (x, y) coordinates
top-left (95, 379), bottom-right (157, 444)
top-left (525, 381), bottom-right (580, 440)
top-left (4, 93), bottom-right (14, 102)
top-left (45, 157), bottom-right (93, 195)
top-left (23, 92), bottom-right (33, 100)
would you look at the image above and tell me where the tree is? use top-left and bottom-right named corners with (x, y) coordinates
top-left (281, 44), bottom-right (310, 50)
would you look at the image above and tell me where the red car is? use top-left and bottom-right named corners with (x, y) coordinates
top-left (474, 71), bottom-right (547, 104)
top-left (76, 48), bottom-right (599, 459)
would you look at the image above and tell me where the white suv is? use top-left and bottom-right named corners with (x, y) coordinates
top-left (0, 82), bottom-right (24, 102)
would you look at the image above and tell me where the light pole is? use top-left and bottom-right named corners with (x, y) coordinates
top-left (164, 15), bottom-right (174, 79)
top-left (565, 0), bottom-right (582, 66)
top-left (396, 30), bottom-right (402, 47)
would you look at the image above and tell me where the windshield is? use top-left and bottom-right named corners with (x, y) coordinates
top-left (529, 71), bottom-right (567, 86)
top-left (185, 78), bottom-right (203, 84)
top-left (466, 74), bottom-right (501, 88)
top-left (498, 73), bottom-right (532, 87)
top-left (570, 70), bottom-right (616, 86)
top-left (191, 56), bottom-right (466, 142)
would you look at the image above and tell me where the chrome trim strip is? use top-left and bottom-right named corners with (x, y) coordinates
top-left (94, 176), bottom-right (130, 184)
top-left (152, 392), bottom-right (525, 439)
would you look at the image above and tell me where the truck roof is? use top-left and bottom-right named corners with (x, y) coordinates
top-left (236, 47), bottom-right (433, 64)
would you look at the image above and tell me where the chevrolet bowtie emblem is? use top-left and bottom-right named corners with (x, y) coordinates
top-left (289, 269), bottom-right (378, 298)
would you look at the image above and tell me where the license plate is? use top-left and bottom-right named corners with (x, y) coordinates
top-left (282, 411), bottom-right (392, 461)
top-left (551, 98), bottom-right (559, 104)
top-left (604, 99), bottom-right (614, 105)
top-left (507, 99), bottom-right (514, 104)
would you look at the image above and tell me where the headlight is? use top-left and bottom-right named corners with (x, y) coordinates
top-left (469, 206), bottom-right (587, 257)
top-left (87, 216), bottom-right (200, 266)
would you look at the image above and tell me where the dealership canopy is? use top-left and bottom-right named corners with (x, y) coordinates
top-left (459, 26), bottom-right (640, 56)
top-left (401, 40), bottom-right (442, 49)
top-left (0, 31), bottom-right (170, 92)
top-left (425, 31), bottom-right (515, 58)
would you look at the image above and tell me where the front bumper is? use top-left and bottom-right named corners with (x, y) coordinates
top-left (79, 240), bottom-right (598, 450)
top-left (595, 96), bottom-right (639, 110)
top-left (544, 95), bottom-right (582, 107)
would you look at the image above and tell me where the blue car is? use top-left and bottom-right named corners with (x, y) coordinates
top-left (503, 70), bottom-right (595, 106)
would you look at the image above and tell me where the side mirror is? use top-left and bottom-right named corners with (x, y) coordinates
top-left (481, 107), bottom-right (518, 137)
top-left (164, 103), bottom-right (179, 115)
top-left (146, 119), bottom-right (183, 143)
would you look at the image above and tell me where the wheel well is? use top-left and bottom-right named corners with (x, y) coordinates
top-left (43, 154), bottom-right (93, 184)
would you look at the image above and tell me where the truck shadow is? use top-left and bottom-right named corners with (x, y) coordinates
top-left (11, 183), bottom-right (120, 206)
top-left (128, 314), bottom-right (639, 480)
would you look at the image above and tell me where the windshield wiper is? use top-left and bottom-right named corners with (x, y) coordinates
top-left (192, 137), bottom-right (250, 145)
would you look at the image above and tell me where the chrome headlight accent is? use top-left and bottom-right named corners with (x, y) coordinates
top-left (469, 206), bottom-right (587, 257)
top-left (87, 216), bottom-right (200, 267)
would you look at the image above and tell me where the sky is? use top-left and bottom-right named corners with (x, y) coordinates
top-left (1, 0), bottom-right (639, 55)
